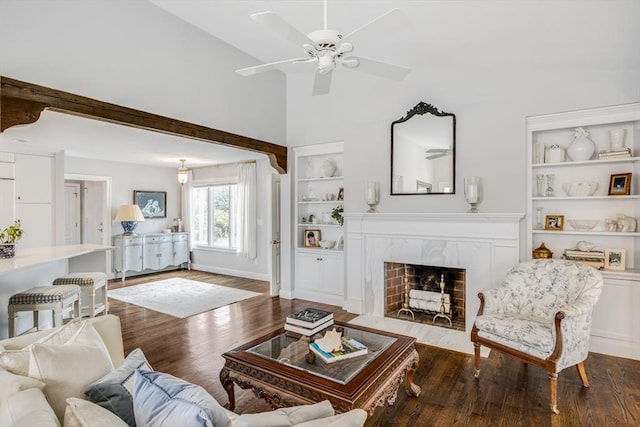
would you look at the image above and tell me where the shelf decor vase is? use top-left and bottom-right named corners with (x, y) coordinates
top-left (566, 127), bottom-right (595, 161)
top-left (318, 159), bottom-right (336, 178)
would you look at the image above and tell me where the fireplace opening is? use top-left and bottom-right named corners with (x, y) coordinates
top-left (384, 262), bottom-right (465, 331)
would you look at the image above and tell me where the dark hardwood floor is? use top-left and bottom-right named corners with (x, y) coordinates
top-left (109, 270), bottom-right (640, 427)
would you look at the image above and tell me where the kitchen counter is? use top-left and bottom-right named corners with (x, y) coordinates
top-left (0, 244), bottom-right (113, 274)
top-left (0, 244), bottom-right (114, 339)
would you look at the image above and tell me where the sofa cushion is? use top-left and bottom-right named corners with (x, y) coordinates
top-left (28, 321), bottom-right (114, 421)
top-left (64, 397), bottom-right (129, 427)
top-left (0, 318), bottom-right (84, 376)
top-left (235, 400), bottom-right (335, 427)
top-left (0, 367), bottom-right (46, 403)
top-left (85, 348), bottom-right (152, 427)
top-left (133, 370), bottom-right (231, 427)
top-left (0, 388), bottom-right (61, 427)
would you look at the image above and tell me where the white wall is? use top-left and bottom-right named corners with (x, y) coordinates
top-left (285, 1), bottom-right (640, 262)
top-left (0, 0), bottom-right (286, 144)
top-left (0, 0), bottom-right (286, 279)
top-left (65, 157), bottom-right (181, 235)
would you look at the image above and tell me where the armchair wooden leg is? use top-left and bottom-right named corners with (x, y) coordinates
top-left (576, 362), bottom-right (590, 387)
top-left (548, 372), bottom-right (559, 414)
top-left (473, 343), bottom-right (481, 378)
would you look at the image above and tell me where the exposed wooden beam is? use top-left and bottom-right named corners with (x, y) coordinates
top-left (0, 76), bottom-right (287, 173)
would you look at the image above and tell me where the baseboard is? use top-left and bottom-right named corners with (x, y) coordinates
top-left (190, 264), bottom-right (270, 282)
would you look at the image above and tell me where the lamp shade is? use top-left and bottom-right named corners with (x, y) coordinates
top-left (114, 204), bottom-right (145, 222)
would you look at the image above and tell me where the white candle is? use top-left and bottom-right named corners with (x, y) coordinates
top-left (365, 182), bottom-right (379, 204)
top-left (466, 184), bottom-right (478, 203)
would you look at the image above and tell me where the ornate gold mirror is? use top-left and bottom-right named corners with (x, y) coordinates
top-left (391, 102), bottom-right (456, 195)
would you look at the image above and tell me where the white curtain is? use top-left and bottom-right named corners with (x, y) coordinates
top-left (182, 170), bottom-right (194, 250)
top-left (236, 163), bottom-right (257, 259)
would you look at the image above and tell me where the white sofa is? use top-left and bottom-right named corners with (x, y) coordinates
top-left (0, 315), bottom-right (367, 427)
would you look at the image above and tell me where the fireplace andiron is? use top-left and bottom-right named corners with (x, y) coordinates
top-left (397, 264), bottom-right (415, 320)
top-left (433, 274), bottom-right (452, 327)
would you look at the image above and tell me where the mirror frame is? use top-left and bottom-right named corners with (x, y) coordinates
top-left (391, 101), bottom-right (456, 195)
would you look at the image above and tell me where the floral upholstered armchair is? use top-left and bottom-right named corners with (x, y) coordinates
top-left (471, 259), bottom-right (603, 414)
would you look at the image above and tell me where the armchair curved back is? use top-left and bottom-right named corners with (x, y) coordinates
top-left (493, 259), bottom-right (603, 320)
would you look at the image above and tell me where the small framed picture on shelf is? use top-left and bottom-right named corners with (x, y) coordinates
top-left (608, 173), bottom-right (631, 196)
top-left (604, 248), bottom-right (626, 271)
top-left (304, 229), bottom-right (321, 248)
top-left (544, 215), bottom-right (564, 231)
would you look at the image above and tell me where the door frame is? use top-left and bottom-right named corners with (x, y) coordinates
top-left (64, 173), bottom-right (112, 273)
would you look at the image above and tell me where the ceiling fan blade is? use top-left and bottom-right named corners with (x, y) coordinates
top-left (312, 69), bottom-right (333, 96)
top-left (235, 58), bottom-right (311, 76)
top-left (250, 11), bottom-right (315, 48)
top-left (342, 9), bottom-right (411, 46)
top-left (342, 56), bottom-right (411, 81)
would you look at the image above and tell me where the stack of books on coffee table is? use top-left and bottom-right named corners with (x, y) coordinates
top-left (310, 335), bottom-right (368, 364)
top-left (285, 307), bottom-right (334, 336)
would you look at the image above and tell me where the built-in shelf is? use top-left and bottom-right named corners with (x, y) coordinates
top-left (527, 103), bottom-right (640, 360)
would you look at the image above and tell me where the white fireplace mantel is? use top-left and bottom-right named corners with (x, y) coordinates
top-left (344, 212), bottom-right (524, 335)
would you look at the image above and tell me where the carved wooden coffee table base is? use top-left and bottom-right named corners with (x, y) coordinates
top-left (220, 323), bottom-right (421, 415)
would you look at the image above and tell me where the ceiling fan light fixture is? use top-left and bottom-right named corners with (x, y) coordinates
top-left (177, 159), bottom-right (190, 185)
top-left (317, 52), bottom-right (335, 74)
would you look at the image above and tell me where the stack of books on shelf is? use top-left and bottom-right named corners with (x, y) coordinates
top-left (598, 147), bottom-right (632, 160)
top-left (563, 249), bottom-right (605, 269)
top-left (310, 336), bottom-right (368, 364)
top-left (284, 307), bottom-right (334, 336)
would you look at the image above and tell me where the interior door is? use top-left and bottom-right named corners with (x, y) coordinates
top-left (64, 182), bottom-right (81, 245)
top-left (82, 180), bottom-right (105, 245)
top-left (270, 174), bottom-right (281, 296)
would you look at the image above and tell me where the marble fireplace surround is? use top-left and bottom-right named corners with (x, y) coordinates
top-left (344, 213), bottom-right (523, 354)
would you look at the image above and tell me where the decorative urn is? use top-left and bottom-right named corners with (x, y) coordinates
top-left (566, 127), bottom-right (596, 161)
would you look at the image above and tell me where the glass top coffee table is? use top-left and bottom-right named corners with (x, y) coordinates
top-left (220, 321), bottom-right (421, 415)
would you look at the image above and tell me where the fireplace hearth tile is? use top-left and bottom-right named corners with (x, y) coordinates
top-left (348, 314), bottom-right (490, 357)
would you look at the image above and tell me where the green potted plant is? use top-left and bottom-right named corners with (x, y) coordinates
top-left (0, 220), bottom-right (25, 259)
top-left (331, 205), bottom-right (344, 226)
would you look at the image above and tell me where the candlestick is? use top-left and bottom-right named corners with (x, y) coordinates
top-left (464, 176), bottom-right (482, 213)
top-left (365, 181), bottom-right (379, 213)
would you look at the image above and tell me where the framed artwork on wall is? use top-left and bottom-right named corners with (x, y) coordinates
top-left (134, 190), bottom-right (167, 218)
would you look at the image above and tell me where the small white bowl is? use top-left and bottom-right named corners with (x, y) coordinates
top-left (562, 181), bottom-right (598, 197)
top-left (318, 240), bottom-right (336, 249)
top-left (568, 220), bottom-right (598, 231)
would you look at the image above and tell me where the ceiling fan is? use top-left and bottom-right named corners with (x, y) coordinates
top-left (425, 148), bottom-right (452, 160)
top-left (235, 0), bottom-right (412, 96)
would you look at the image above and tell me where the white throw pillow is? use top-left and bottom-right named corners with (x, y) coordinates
top-left (28, 321), bottom-right (114, 421)
top-left (64, 398), bottom-right (129, 427)
top-left (0, 367), bottom-right (46, 403)
top-left (0, 388), bottom-right (61, 427)
top-left (0, 319), bottom-right (84, 376)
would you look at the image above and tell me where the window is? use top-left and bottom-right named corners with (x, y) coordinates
top-left (192, 184), bottom-right (237, 249)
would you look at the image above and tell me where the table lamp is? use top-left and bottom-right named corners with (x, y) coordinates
top-left (114, 204), bottom-right (145, 235)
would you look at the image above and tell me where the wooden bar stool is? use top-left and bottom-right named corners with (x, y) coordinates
top-left (53, 272), bottom-right (108, 318)
top-left (8, 285), bottom-right (81, 337)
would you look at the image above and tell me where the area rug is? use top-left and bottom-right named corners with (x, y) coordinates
top-left (108, 278), bottom-right (261, 318)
